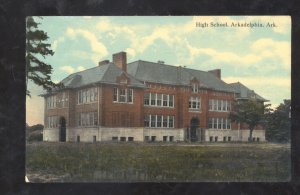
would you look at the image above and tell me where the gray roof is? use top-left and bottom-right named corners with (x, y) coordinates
top-left (46, 59), bottom-right (266, 102)
top-left (59, 63), bottom-right (146, 89)
top-left (229, 82), bottom-right (268, 101)
top-left (127, 60), bottom-right (235, 92)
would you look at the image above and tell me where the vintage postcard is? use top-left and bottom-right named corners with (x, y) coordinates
top-left (26, 16), bottom-right (291, 182)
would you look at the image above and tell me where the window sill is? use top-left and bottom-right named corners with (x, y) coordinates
top-left (77, 101), bottom-right (98, 105)
top-left (144, 105), bottom-right (174, 108)
top-left (144, 127), bottom-right (174, 129)
top-left (47, 107), bottom-right (68, 110)
top-left (188, 109), bottom-right (201, 112)
top-left (76, 126), bottom-right (98, 128)
top-left (113, 101), bottom-right (133, 104)
top-left (208, 110), bottom-right (230, 113)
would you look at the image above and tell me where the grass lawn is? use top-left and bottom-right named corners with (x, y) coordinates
top-left (26, 142), bottom-right (290, 182)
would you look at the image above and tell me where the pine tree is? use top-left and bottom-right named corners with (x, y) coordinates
top-left (26, 16), bottom-right (60, 97)
top-left (265, 100), bottom-right (291, 143)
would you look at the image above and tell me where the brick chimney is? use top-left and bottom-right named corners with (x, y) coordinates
top-left (113, 52), bottom-right (127, 72)
top-left (208, 69), bottom-right (221, 79)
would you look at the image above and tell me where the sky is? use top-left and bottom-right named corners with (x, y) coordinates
top-left (26, 16), bottom-right (291, 125)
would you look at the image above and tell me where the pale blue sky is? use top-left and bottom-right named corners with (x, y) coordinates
top-left (26, 16), bottom-right (291, 125)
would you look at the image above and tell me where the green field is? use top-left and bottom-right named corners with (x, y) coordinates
top-left (26, 142), bottom-right (291, 182)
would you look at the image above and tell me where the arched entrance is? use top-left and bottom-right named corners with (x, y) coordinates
top-left (59, 117), bottom-right (66, 142)
top-left (190, 117), bottom-right (199, 142)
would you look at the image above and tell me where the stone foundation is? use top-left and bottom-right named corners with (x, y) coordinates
top-left (205, 129), bottom-right (265, 142)
top-left (43, 127), bottom-right (265, 142)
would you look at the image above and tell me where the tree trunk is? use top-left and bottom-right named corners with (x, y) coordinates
top-left (249, 128), bottom-right (254, 142)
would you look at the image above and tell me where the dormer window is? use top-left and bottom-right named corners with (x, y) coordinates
top-left (192, 83), bottom-right (198, 93)
top-left (120, 79), bottom-right (127, 84)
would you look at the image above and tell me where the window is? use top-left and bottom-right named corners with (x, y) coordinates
top-left (227, 119), bottom-right (231, 129)
top-left (222, 118), bottom-right (226, 129)
top-left (151, 93), bottom-right (156, 105)
top-left (78, 90), bottom-right (82, 104)
top-left (210, 136), bottom-right (213, 142)
top-left (227, 102), bottom-right (231, 111)
top-left (192, 83), bottom-right (198, 93)
top-left (223, 136), bottom-right (227, 142)
top-left (128, 137), bottom-right (134, 141)
top-left (61, 92), bottom-right (68, 108)
top-left (163, 94), bottom-right (168, 106)
top-left (156, 94), bottom-right (162, 106)
top-left (218, 100), bottom-right (222, 110)
top-left (47, 116), bottom-right (58, 128)
top-left (169, 136), bottom-right (174, 142)
top-left (144, 93), bottom-right (174, 108)
top-left (189, 97), bottom-right (201, 110)
top-left (208, 118), bottom-right (231, 130)
top-left (77, 136), bottom-right (80, 142)
top-left (144, 136), bottom-right (150, 141)
top-left (128, 89), bottom-right (133, 103)
top-left (163, 116), bottom-right (168, 127)
top-left (78, 112), bottom-right (98, 127)
top-left (78, 87), bottom-right (98, 104)
top-left (222, 100), bottom-right (227, 111)
top-left (209, 99), bottom-right (231, 112)
top-left (228, 136), bottom-right (231, 142)
top-left (215, 136), bottom-right (218, 142)
top-left (256, 137), bottom-right (260, 142)
top-left (145, 115), bottom-right (174, 128)
top-left (112, 136), bottom-right (118, 141)
top-left (151, 136), bottom-right (156, 142)
top-left (169, 116), bottom-right (174, 128)
top-left (93, 136), bottom-right (96, 143)
top-left (47, 95), bottom-right (58, 109)
top-left (213, 99), bottom-right (218, 110)
top-left (213, 118), bottom-right (217, 129)
top-left (218, 118), bottom-right (222, 129)
top-left (151, 115), bottom-right (156, 127)
top-left (208, 118), bottom-right (213, 129)
top-left (209, 99), bottom-right (213, 110)
top-left (144, 115), bottom-right (150, 127)
top-left (144, 93), bottom-right (150, 105)
top-left (157, 115), bottom-right (162, 127)
top-left (120, 137), bottom-right (126, 141)
top-left (163, 136), bottom-right (167, 142)
top-left (169, 95), bottom-right (174, 107)
top-left (113, 88), bottom-right (118, 102)
top-left (119, 89), bottom-right (126, 102)
top-left (113, 88), bottom-right (133, 103)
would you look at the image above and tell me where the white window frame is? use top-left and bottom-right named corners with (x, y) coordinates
top-left (189, 97), bottom-right (201, 110)
top-left (78, 111), bottom-right (98, 127)
top-left (144, 93), bottom-right (150, 105)
top-left (192, 83), bottom-right (198, 93)
top-left (113, 88), bottom-right (133, 104)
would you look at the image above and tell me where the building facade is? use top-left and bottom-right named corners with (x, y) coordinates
top-left (43, 52), bottom-right (267, 142)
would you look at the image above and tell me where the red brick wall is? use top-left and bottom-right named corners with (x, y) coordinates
top-left (143, 83), bottom-right (178, 127)
top-left (102, 84), bottom-right (144, 127)
top-left (44, 83), bottom-right (262, 131)
top-left (44, 90), bottom-right (70, 127)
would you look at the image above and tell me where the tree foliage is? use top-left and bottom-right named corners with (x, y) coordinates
top-left (265, 100), bottom-right (291, 143)
top-left (26, 124), bottom-right (44, 142)
top-left (26, 17), bottom-right (60, 97)
top-left (230, 99), bottom-right (271, 141)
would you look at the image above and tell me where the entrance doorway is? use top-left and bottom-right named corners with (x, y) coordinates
top-left (59, 117), bottom-right (66, 142)
top-left (190, 117), bottom-right (199, 142)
